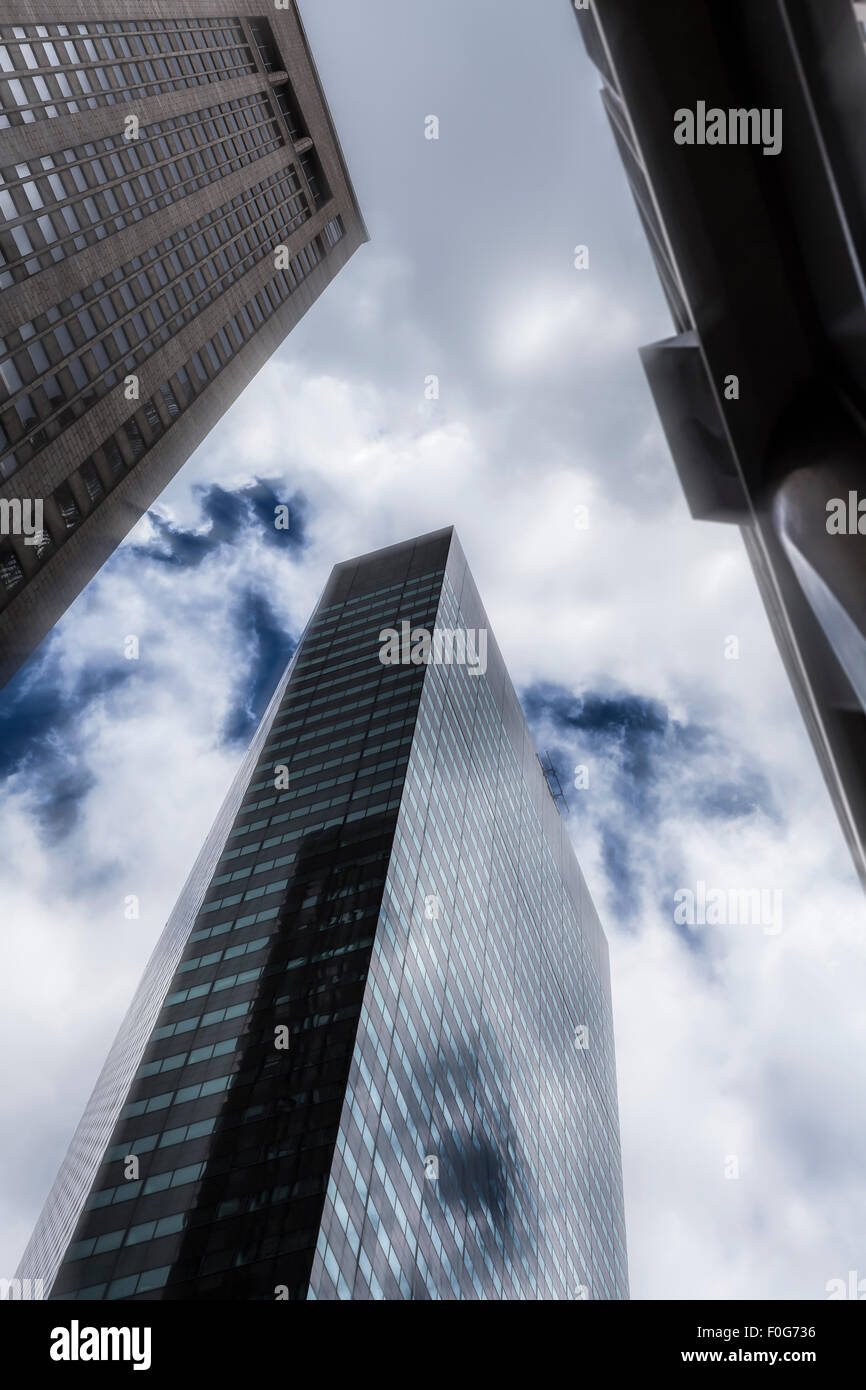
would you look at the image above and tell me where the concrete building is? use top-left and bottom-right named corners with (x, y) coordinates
top-left (0, 2), bottom-right (367, 687)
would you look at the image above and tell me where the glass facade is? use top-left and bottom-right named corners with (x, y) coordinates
top-left (21, 527), bottom-right (628, 1301)
top-left (0, 2), bottom-right (367, 690)
top-left (310, 536), bottom-right (628, 1300)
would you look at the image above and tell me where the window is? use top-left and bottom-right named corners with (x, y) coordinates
top-left (79, 459), bottom-right (103, 503)
top-left (0, 545), bottom-right (24, 590)
top-left (53, 480), bottom-right (80, 529)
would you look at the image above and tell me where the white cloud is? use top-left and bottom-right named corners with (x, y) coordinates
top-left (4, 341), bottom-right (863, 1297)
top-left (1, 0), bottom-right (863, 1302)
top-left (491, 280), bottom-right (641, 374)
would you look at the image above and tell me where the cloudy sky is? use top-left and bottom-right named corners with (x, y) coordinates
top-left (2, 0), bottom-right (865, 1300)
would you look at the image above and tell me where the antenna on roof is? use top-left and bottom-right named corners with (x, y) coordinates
top-left (539, 752), bottom-right (570, 816)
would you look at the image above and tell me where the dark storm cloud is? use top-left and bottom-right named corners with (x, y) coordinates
top-left (131, 480), bottom-right (308, 568)
top-left (522, 682), bottom-right (779, 921)
top-left (128, 476), bottom-right (308, 747)
top-left (222, 587), bottom-right (296, 746)
top-left (0, 651), bottom-right (132, 838)
top-left (0, 480), bottom-right (309, 835)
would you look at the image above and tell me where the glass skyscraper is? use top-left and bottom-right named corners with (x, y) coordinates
top-left (18, 527), bottom-right (629, 1301)
top-left (0, 1), bottom-right (366, 688)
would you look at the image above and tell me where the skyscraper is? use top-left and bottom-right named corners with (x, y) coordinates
top-left (572, 0), bottom-right (866, 891)
top-left (0, 2), bottom-right (367, 687)
top-left (17, 527), bottom-right (629, 1301)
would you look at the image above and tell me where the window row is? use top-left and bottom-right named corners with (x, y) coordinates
top-left (0, 20), bottom-right (255, 128)
top-left (0, 230), bottom-right (336, 604)
top-left (85, 1156), bottom-right (211, 1214)
top-left (231, 770), bottom-right (404, 832)
top-left (260, 709), bottom-right (415, 772)
top-left (0, 92), bottom-right (284, 284)
top-left (266, 690), bottom-right (417, 745)
top-left (135, 1034), bottom-right (239, 1081)
top-left (177, 934), bottom-right (272, 977)
top-left (246, 743), bottom-right (410, 799)
top-left (104, 1113), bottom-right (219, 1164)
top-left (0, 163), bottom-right (306, 399)
top-left (0, 171), bottom-right (309, 475)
